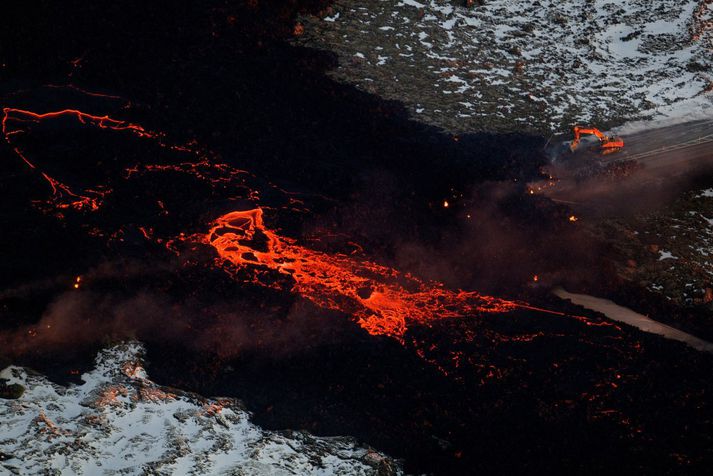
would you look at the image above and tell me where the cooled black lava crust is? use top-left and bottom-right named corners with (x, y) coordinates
top-left (1, 2), bottom-right (713, 475)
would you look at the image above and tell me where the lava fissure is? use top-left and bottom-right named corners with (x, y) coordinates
top-left (2, 108), bottom-right (156, 210)
top-left (1, 107), bottom-right (199, 211)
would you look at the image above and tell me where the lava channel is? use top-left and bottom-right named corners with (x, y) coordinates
top-left (3, 104), bottom-right (608, 341)
top-left (204, 209), bottom-right (528, 340)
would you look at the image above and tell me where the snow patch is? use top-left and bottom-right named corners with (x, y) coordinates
top-left (302, 0), bottom-right (713, 132)
top-left (0, 342), bottom-right (401, 475)
top-left (658, 250), bottom-right (679, 261)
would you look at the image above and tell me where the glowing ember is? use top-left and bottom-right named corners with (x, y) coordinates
top-left (569, 215), bottom-right (578, 222)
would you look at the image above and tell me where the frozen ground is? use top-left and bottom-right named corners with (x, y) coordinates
top-left (0, 343), bottom-right (400, 475)
top-left (299, 0), bottom-right (713, 133)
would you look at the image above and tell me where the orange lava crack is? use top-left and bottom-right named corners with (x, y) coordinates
top-left (1, 107), bottom-right (160, 211)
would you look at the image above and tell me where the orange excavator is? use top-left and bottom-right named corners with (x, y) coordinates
top-left (569, 126), bottom-right (624, 154)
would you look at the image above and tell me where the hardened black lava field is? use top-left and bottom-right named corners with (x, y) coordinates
top-left (1, 2), bottom-right (713, 475)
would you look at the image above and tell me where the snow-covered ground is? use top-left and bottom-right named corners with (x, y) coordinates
top-left (0, 343), bottom-right (400, 475)
top-left (299, 0), bottom-right (712, 133)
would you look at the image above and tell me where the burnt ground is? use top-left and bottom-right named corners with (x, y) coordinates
top-left (1, 1), bottom-right (713, 475)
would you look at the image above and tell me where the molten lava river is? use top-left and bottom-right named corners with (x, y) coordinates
top-left (1, 96), bottom-right (606, 364)
top-left (204, 208), bottom-right (519, 340)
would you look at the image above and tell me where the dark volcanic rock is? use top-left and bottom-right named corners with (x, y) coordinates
top-left (1, 2), bottom-right (713, 475)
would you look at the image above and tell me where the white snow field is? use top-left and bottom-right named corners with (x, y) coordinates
top-left (0, 342), bottom-right (400, 475)
top-left (300, 0), bottom-right (713, 132)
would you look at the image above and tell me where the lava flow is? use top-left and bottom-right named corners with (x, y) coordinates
top-left (3, 102), bottom-right (608, 344)
top-left (1, 107), bottom-right (176, 211)
top-left (1, 108), bottom-right (153, 138)
top-left (206, 209), bottom-right (527, 340)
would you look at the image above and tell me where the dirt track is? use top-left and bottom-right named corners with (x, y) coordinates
top-left (618, 120), bottom-right (713, 170)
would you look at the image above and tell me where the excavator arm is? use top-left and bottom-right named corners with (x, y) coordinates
top-left (570, 126), bottom-right (624, 154)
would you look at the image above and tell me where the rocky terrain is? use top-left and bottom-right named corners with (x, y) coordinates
top-left (0, 343), bottom-right (399, 475)
top-left (613, 187), bottom-right (713, 302)
top-left (593, 185), bottom-right (713, 339)
top-left (298, 0), bottom-right (712, 133)
top-left (2, 1), bottom-right (713, 474)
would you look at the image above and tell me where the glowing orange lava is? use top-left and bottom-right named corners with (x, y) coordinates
top-left (205, 209), bottom-right (526, 339)
top-left (3, 102), bottom-right (615, 349)
top-left (204, 210), bottom-right (618, 339)
top-left (1, 106), bottom-right (263, 212)
top-left (1, 108), bottom-right (161, 211)
top-left (1, 108), bottom-right (153, 139)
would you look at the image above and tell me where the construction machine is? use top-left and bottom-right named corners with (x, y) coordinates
top-left (569, 126), bottom-right (624, 154)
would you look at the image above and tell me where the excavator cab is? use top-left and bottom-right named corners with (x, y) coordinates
top-left (569, 126), bottom-right (624, 155)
